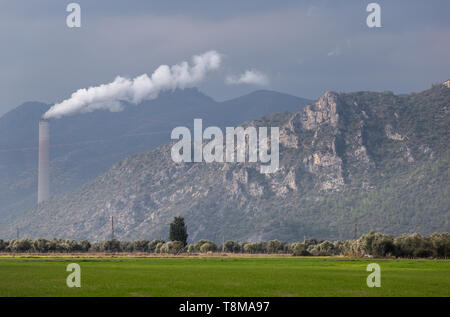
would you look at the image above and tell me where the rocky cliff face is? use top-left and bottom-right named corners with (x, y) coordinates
top-left (4, 82), bottom-right (449, 241)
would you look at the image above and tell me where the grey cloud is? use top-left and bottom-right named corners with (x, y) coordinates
top-left (0, 1), bottom-right (449, 115)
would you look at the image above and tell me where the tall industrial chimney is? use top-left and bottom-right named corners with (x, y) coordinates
top-left (38, 120), bottom-right (50, 203)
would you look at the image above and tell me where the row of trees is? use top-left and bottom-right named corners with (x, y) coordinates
top-left (290, 232), bottom-right (450, 258)
top-left (0, 232), bottom-right (448, 258)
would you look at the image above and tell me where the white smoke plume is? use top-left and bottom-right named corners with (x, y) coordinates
top-left (225, 69), bottom-right (269, 86)
top-left (43, 51), bottom-right (221, 119)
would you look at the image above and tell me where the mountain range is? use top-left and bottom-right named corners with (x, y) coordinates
top-left (1, 81), bottom-right (448, 241)
top-left (0, 88), bottom-right (311, 228)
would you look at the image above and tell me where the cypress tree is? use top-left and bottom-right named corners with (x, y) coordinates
top-left (169, 216), bottom-right (188, 246)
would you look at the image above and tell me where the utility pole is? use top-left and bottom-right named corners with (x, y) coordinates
top-left (111, 216), bottom-right (114, 240)
top-left (16, 227), bottom-right (19, 239)
top-left (354, 217), bottom-right (358, 240)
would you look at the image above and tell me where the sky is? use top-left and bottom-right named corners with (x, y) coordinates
top-left (0, 0), bottom-right (449, 116)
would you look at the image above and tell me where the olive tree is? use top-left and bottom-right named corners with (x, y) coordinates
top-left (193, 240), bottom-right (213, 252)
top-left (429, 233), bottom-right (450, 258)
top-left (200, 242), bottom-right (217, 253)
top-left (32, 238), bottom-right (50, 253)
top-left (133, 240), bottom-right (150, 252)
top-left (9, 239), bottom-right (33, 252)
top-left (359, 232), bottom-right (395, 257)
top-left (394, 233), bottom-right (432, 258)
top-left (103, 239), bottom-right (121, 252)
top-left (267, 240), bottom-right (283, 254)
top-left (0, 239), bottom-right (7, 252)
top-left (148, 239), bottom-right (165, 253)
top-left (160, 241), bottom-right (185, 254)
top-left (291, 242), bottom-right (311, 256)
top-left (224, 240), bottom-right (241, 253)
top-left (243, 242), bottom-right (257, 254)
top-left (308, 240), bottom-right (336, 256)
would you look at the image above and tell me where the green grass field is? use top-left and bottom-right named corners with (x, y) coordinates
top-left (0, 256), bottom-right (448, 297)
